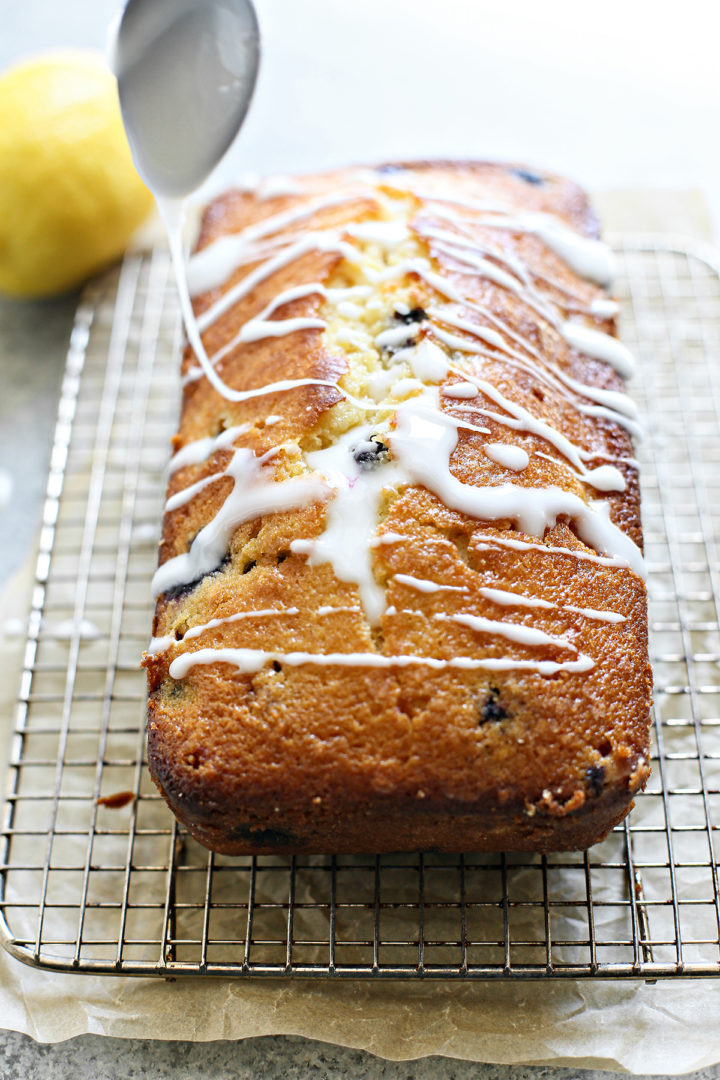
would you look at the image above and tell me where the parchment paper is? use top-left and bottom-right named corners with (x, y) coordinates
top-left (1, 189), bottom-right (718, 1072)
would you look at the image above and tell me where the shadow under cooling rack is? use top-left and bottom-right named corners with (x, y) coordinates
top-left (2, 236), bottom-right (720, 979)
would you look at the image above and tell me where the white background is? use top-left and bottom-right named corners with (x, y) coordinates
top-left (3, 0), bottom-right (720, 228)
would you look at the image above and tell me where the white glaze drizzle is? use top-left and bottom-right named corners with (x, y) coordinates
top-left (152, 448), bottom-right (329, 598)
top-left (336, 301), bottom-right (363, 318)
top-left (187, 234), bottom-right (297, 298)
top-left (412, 202), bottom-right (620, 332)
top-left (187, 281), bottom-right (374, 384)
top-left (238, 283), bottom-right (327, 344)
top-left (186, 183), bottom-right (626, 393)
top-left (408, 191), bottom-right (616, 287)
top-left (393, 339), bottom-right (449, 381)
top-left (375, 324), bottom-right (420, 350)
top-left (590, 298), bottom-right (620, 318)
top-left (443, 612), bottom-right (576, 651)
top-left (472, 532), bottom-right (632, 570)
top-left (528, 218), bottom-right (615, 288)
top-left (150, 588), bottom-right (623, 660)
top-left (254, 175), bottom-right (303, 201)
top-left (382, 604), bottom-right (580, 650)
top-left (562, 321), bottom-right (635, 378)
top-left (187, 192), bottom-right (365, 295)
top-left (428, 306), bottom-right (524, 358)
top-left (289, 425), bottom-right (396, 623)
top-left (552, 369), bottom-right (638, 422)
top-left (147, 608), bottom-right (301, 656)
top-left (484, 443), bottom-right (530, 471)
top-left (479, 586), bottom-right (626, 623)
top-left (167, 423), bottom-right (251, 476)
top-left (426, 298), bottom-right (639, 432)
top-left (420, 235), bottom-right (558, 329)
top-left (196, 233), bottom-right (360, 335)
top-left (563, 603), bottom-right (626, 624)
top-left (147, 604), bottom-right (366, 656)
top-left (391, 378), bottom-right (426, 398)
top-left (578, 403), bottom-right (643, 439)
top-left (479, 587), bottom-right (553, 610)
top-left (169, 647), bottom-right (595, 680)
top-left (420, 228), bottom-right (527, 294)
top-left (442, 369), bottom-right (626, 493)
top-left (147, 633), bottom-right (175, 656)
top-left (184, 605), bottom-right (300, 639)
top-left (393, 574), bottom-right (468, 594)
top-left (370, 531), bottom-right (409, 546)
top-left (317, 604), bottom-right (362, 615)
top-left (399, 315), bottom-right (634, 462)
top-left (211, 283), bottom-right (371, 367)
top-left (415, 222), bottom-right (633, 377)
top-left (346, 220), bottom-right (410, 248)
top-left (485, 213), bottom-right (616, 288)
top-left (442, 344), bottom-right (640, 445)
top-left (443, 382), bottom-right (479, 400)
top-left (165, 468), bottom-right (227, 512)
top-left (389, 395), bottom-right (644, 578)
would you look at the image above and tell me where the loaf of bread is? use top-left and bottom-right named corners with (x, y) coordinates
top-left (144, 161), bottom-right (651, 855)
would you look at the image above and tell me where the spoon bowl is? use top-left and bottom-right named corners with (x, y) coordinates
top-left (114, 0), bottom-right (260, 197)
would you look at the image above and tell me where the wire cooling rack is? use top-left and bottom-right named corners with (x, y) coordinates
top-left (1, 236), bottom-right (720, 980)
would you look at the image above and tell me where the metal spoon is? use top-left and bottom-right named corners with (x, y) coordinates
top-left (113, 0), bottom-right (260, 197)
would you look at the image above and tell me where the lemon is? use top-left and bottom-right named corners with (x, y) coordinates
top-left (0, 50), bottom-right (154, 299)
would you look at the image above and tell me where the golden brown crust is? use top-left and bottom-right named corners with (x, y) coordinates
top-left (144, 160), bottom-right (651, 854)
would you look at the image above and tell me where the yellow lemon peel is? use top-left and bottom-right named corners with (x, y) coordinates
top-left (0, 50), bottom-right (153, 298)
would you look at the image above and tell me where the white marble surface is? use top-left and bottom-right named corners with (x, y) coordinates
top-left (0, 1031), bottom-right (716, 1080)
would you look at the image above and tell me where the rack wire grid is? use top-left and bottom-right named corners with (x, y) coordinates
top-left (1, 235), bottom-right (720, 981)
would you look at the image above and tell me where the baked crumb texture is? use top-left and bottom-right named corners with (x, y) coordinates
top-left (144, 161), bottom-right (652, 854)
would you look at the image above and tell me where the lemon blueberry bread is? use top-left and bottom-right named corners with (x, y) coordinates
top-left (143, 161), bottom-right (651, 854)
